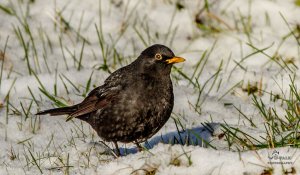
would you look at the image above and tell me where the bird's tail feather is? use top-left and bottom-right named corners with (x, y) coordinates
top-left (36, 106), bottom-right (77, 116)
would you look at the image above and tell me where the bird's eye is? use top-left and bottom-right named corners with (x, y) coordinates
top-left (155, 53), bottom-right (162, 60)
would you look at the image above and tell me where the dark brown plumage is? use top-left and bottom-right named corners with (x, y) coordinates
top-left (36, 44), bottom-right (185, 156)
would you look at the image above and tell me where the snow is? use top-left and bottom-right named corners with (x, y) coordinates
top-left (0, 0), bottom-right (300, 174)
top-left (98, 144), bottom-right (300, 175)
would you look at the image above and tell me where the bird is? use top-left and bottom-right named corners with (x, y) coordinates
top-left (36, 44), bottom-right (185, 156)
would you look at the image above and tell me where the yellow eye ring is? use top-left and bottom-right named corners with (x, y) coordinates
top-left (155, 53), bottom-right (162, 60)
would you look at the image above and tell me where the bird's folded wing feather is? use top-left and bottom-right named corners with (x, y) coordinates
top-left (66, 85), bottom-right (121, 121)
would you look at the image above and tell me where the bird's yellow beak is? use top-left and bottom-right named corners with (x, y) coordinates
top-left (166, 56), bottom-right (185, 64)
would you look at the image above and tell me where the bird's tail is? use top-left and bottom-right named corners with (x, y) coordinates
top-left (36, 106), bottom-right (77, 116)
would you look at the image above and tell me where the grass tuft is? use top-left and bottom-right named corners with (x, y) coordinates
top-left (222, 76), bottom-right (300, 150)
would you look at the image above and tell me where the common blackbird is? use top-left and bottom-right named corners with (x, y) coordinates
top-left (36, 44), bottom-right (185, 156)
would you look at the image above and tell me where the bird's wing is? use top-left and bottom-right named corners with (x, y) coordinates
top-left (66, 85), bottom-right (122, 121)
top-left (66, 66), bottom-right (131, 121)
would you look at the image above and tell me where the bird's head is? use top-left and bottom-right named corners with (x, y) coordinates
top-left (136, 44), bottom-right (185, 76)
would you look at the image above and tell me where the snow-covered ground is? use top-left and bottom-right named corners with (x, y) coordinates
top-left (0, 0), bottom-right (300, 174)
